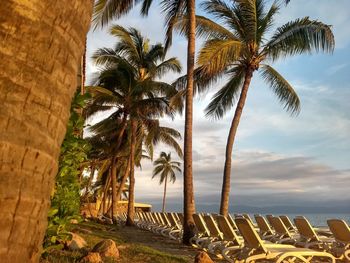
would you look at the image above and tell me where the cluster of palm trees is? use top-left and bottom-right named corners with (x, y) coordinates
top-left (89, 0), bottom-right (334, 243)
top-left (0, 0), bottom-right (335, 260)
top-left (84, 25), bottom-right (184, 226)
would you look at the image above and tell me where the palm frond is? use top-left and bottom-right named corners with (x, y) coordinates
top-left (257, 1), bottom-right (279, 43)
top-left (263, 17), bottom-right (335, 60)
top-left (260, 64), bottom-right (300, 115)
top-left (174, 15), bottom-right (237, 40)
top-left (161, 0), bottom-right (186, 50)
top-left (235, 0), bottom-right (258, 42)
top-left (201, 0), bottom-right (245, 40)
top-left (155, 57), bottom-right (182, 78)
top-left (205, 66), bottom-right (245, 119)
top-left (198, 39), bottom-right (242, 76)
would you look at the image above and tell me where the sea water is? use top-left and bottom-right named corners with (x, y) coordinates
top-left (241, 213), bottom-right (350, 227)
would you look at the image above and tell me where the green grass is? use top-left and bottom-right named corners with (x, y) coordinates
top-left (41, 221), bottom-right (189, 263)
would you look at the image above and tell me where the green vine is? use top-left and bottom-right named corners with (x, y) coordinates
top-left (43, 91), bottom-right (91, 253)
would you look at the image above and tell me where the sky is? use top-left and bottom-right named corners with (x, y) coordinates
top-left (86, 0), bottom-right (350, 213)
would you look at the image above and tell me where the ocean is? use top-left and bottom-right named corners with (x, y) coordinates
top-left (241, 213), bottom-right (350, 227)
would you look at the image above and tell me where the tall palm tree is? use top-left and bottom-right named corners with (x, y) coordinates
top-left (152, 152), bottom-right (181, 212)
top-left (88, 26), bottom-right (183, 225)
top-left (0, 1), bottom-right (93, 261)
top-left (92, 0), bottom-right (197, 244)
top-left (179, 0), bottom-right (334, 216)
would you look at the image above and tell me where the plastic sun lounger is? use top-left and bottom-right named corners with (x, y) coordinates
top-left (216, 215), bottom-right (245, 262)
top-left (254, 214), bottom-right (275, 240)
top-left (280, 215), bottom-right (296, 231)
top-left (242, 213), bottom-right (256, 227)
top-left (270, 216), bottom-right (299, 245)
top-left (266, 214), bottom-right (274, 226)
top-left (203, 215), bottom-right (227, 257)
top-left (327, 219), bottom-right (350, 261)
top-left (191, 214), bottom-right (213, 249)
top-left (294, 216), bottom-right (334, 250)
top-left (220, 216), bottom-right (297, 263)
top-left (234, 218), bottom-right (335, 263)
top-left (227, 214), bottom-right (238, 229)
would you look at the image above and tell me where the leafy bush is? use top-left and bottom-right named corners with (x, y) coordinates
top-left (43, 91), bottom-right (91, 252)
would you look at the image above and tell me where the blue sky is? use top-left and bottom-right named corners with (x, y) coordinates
top-left (86, 0), bottom-right (350, 212)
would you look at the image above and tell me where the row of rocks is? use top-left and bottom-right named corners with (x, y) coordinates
top-left (67, 227), bottom-right (213, 262)
top-left (67, 233), bottom-right (119, 263)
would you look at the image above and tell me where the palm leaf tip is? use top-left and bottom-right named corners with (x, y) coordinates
top-left (265, 17), bottom-right (335, 60)
top-left (260, 64), bottom-right (301, 116)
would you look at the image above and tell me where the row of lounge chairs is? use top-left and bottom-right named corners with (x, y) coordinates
top-left (116, 212), bottom-right (350, 262)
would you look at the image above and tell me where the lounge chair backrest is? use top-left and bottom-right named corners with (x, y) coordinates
top-left (243, 213), bottom-right (254, 225)
top-left (270, 216), bottom-right (291, 238)
top-left (294, 216), bottom-right (319, 241)
top-left (216, 215), bottom-right (241, 245)
top-left (148, 213), bottom-right (156, 223)
top-left (227, 214), bottom-right (238, 229)
top-left (177, 213), bottom-right (184, 224)
top-left (327, 219), bottom-right (350, 243)
top-left (280, 215), bottom-right (295, 230)
top-left (254, 215), bottom-right (273, 234)
top-left (266, 214), bottom-right (274, 226)
top-left (203, 215), bottom-right (223, 239)
top-left (166, 213), bottom-right (175, 227)
top-left (193, 214), bottom-right (210, 236)
top-left (161, 213), bottom-right (171, 227)
top-left (235, 218), bottom-right (267, 253)
top-left (155, 212), bottom-right (164, 225)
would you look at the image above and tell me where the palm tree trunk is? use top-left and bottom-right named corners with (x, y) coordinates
top-left (116, 158), bottom-right (131, 201)
top-left (80, 39), bottom-right (87, 95)
top-left (162, 175), bottom-right (168, 213)
top-left (126, 120), bottom-right (137, 226)
top-left (101, 175), bottom-right (111, 215)
top-left (0, 1), bottom-right (93, 261)
top-left (182, 0), bottom-right (197, 245)
top-left (84, 164), bottom-right (95, 199)
top-left (111, 157), bottom-right (118, 220)
top-left (220, 69), bottom-right (254, 216)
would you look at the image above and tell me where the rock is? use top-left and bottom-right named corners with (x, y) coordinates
top-left (79, 252), bottom-right (103, 263)
top-left (70, 219), bottom-right (79, 224)
top-left (194, 251), bottom-right (214, 263)
top-left (68, 233), bottom-right (87, 251)
top-left (92, 239), bottom-right (119, 260)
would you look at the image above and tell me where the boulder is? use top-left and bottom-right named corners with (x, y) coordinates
top-left (194, 251), bottom-right (214, 263)
top-left (68, 233), bottom-right (87, 251)
top-left (92, 239), bottom-right (119, 260)
top-left (79, 252), bottom-right (103, 263)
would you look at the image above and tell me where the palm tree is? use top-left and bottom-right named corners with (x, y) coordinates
top-left (0, 1), bottom-right (93, 261)
top-left (92, 0), bottom-right (197, 244)
top-left (87, 25), bottom-right (183, 225)
top-left (152, 152), bottom-right (181, 212)
top-left (180, 0), bottom-right (334, 216)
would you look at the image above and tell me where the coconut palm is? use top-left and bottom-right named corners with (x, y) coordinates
top-left (87, 25), bottom-right (183, 225)
top-left (92, 0), bottom-right (197, 244)
top-left (0, 1), bottom-right (93, 261)
top-left (152, 152), bottom-right (181, 212)
top-left (176, 0), bottom-right (334, 216)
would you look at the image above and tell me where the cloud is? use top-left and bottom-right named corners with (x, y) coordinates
top-left (134, 150), bottom-right (350, 211)
top-left (327, 63), bottom-right (348, 76)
